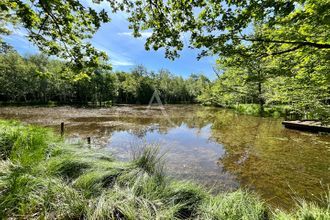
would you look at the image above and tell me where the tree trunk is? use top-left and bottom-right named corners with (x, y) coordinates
top-left (258, 82), bottom-right (264, 116)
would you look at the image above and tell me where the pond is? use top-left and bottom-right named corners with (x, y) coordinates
top-left (0, 105), bottom-right (329, 209)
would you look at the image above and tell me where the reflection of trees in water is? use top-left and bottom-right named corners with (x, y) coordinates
top-left (4, 105), bottom-right (329, 209)
top-left (195, 108), bottom-right (330, 209)
top-left (129, 125), bottom-right (164, 138)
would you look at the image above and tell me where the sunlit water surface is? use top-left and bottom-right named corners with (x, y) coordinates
top-left (0, 105), bottom-right (329, 208)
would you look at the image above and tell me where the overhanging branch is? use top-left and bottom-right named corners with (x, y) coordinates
top-left (239, 37), bottom-right (330, 49)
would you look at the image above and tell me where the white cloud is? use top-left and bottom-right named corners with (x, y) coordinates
top-left (111, 60), bottom-right (135, 66)
top-left (4, 24), bottom-right (27, 37)
top-left (82, 0), bottom-right (129, 19)
top-left (12, 28), bottom-right (27, 37)
top-left (92, 41), bottom-right (135, 66)
top-left (83, 0), bottom-right (111, 12)
top-left (117, 31), bottom-right (152, 38)
top-left (117, 32), bottom-right (131, 36)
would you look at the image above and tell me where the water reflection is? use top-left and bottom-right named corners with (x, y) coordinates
top-left (106, 123), bottom-right (238, 191)
top-left (0, 105), bottom-right (329, 208)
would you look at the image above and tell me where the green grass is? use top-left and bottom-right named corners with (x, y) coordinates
top-left (0, 120), bottom-right (329, 219)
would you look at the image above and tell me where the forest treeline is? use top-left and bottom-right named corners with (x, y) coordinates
top-left (0, 51), bottom-right (329, 121)
top-left (1, 0), bottom-right (329, 122)
top-left (0, 52), bottom-right (210, 105)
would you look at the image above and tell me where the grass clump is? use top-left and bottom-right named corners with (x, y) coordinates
top-left (47, 155), bottom-right (92, 181)
top-left (74, 169), bottom-right (121, 197)
top-left (0, 120), bottom-right (55, 166)
top-left (0, 161), bottom-right (86, 219)
top-left (0, 119), bottom-right (329, 219)
top-left (199, 190), bottom-right (268, 220)
top-left (273, 193), bottom-right (330, 220)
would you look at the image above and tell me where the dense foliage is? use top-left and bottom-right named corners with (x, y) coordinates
top-left (0, 50), bottom-right (328, 121)
top-left (197, 39), bottom-right (330, 121)
top-left (3, 1), bottom-right (329, 64)
top-left (0, 120), bottom-right (329, 219)
top-left (1, 0), bottom-right (110, 68)
top-left (189, 1), bottom-right (330, 121)
top-left (99, 0), bottom-right (330, 59)
top-left (2, 0), bottom-right (329, 121)
top-left (0, 52), bottom-right (209, 105)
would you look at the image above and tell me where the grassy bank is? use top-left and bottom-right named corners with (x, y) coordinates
top-left (230, 104), bottom-right (330, 123)
top-left (0, 120), bottom-right (329, 219)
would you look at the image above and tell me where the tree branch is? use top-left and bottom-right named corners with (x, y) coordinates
top-left (259, 45), bottom-right (304, 58)
top-left (38, 1), bottom-right (76, 62)
top-left (212, 66), bottom-right (221, 79)
top-left (239, 37), bottom-right (330, 49)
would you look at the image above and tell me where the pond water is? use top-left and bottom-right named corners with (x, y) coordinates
top-left (0, 105), bottom-right (329, 209)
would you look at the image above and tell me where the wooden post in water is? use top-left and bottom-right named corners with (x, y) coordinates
top-left (87, 137), bottom-right (91, 145)
top-left (60, 122), bottom-right (64, 137)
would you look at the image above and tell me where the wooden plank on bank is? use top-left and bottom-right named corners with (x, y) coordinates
top-left (282, 120), bottom-right (330, 133)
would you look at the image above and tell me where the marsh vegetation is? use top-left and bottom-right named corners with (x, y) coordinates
top-left (0, 105), bottom-right (329, 210)
top-left (0, 120), bottom-right (329, 219)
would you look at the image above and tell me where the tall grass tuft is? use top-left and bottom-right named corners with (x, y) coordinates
top-left (0, 160), bottom-right (86, 219)
top-left (46, 155), bottom-right (92, 181)
top-left (273, 190), bottom-right (330, 220)
top-left (0, 119), bottom-right (329, 219)
top-left (132, 145), bottom-right (165, 175)
top-left (198, 189), bottom-right (268, 219)
top-left (166, 181), bottom-right (208, 218)
top-left (0, 120), bottom-right (57, 166)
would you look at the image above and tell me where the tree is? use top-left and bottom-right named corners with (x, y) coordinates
top-left (186, 74), bottom-right (210, 102)
top-left (155, 69), bottom-right (173, 103)
top-left (1, 0), bottom-right (111, 68)
top-left (0, 52), bottom-right (210, 105)
top-left (0, 52), bottom-right (30, 102)
top-left (94, 0), bottom-right (329, 60)
top-left (2, 1), bottom-right (329, 70)
top-left (264, 58), bottom-right (330, 121)
top-left (198, 39), bottom-right (330, 119)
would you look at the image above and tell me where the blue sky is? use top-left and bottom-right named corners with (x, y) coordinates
top-left (4, 0), bottom-right (217, 79)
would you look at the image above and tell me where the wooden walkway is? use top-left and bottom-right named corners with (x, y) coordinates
top-left (282, 120), bottom-right (330, 133)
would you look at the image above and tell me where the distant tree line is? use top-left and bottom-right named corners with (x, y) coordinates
top-left (1, 50), bottom-right (329, 121)
top-left (0, 52), bottom-right (210, 105)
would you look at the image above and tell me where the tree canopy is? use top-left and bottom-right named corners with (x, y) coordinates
top-left (110, 0), bottom-right (330, 59)
top-left (1, 0), bottom-right (110, 68)
top-left (2, 0), bottom-right (329, 66)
